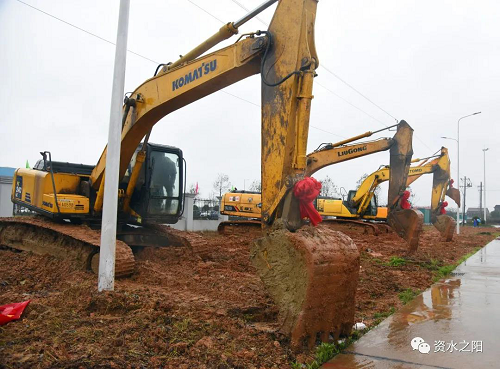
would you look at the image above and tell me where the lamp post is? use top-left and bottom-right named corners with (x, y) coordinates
top-left (483, 148), bottom-right (489, 222)
top-left (441, 136), bottom-right (459, 231)
top-left (456, 112), bottom-right (481, 233)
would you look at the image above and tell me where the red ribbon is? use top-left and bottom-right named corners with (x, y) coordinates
top-left (293, 177), bottom-right (323, 226)
top-left (0, 300), bottom-right (30, 326)
top-left (440, 201), bottom-right (448, 214)
top-left (401, 190), bottom-right (411, 209)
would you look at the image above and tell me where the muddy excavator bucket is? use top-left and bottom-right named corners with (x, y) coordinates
top-left (387, 209), bottom-right (424, 253)
top-left (251, 224), bottom-right (359, 351)
top-left (446, 187), bottom-right (461, 207)
top-left (432, 214), bottom-right (456, 242)
top-left (387, 121), bottom-right (424, 253)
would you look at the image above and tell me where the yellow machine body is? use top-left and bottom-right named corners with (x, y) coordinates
top-left (12, 168), bottom-right (89, 216)
top-left (220, 192), bottom-right (262, 219)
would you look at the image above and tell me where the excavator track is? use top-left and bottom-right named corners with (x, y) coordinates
top-left (322, 218), bottom-right (380, 235)
top-left (0, 217), bottom-right (135, 277)
top-left (217, 220), bottom-right (262, 234)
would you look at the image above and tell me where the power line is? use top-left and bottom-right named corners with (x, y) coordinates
top-left (320, 65), bottom-right (399, 123)
top-left (12, 0), bottom-right (393, 141)
top-left (14, 0), bottom-right (159, 65)
top-left (186, 0), bottom-right (225, 24)
top-left (315, 82), bottom-right (390, 127)
top-left (230, 0), bottom-right (268, 27)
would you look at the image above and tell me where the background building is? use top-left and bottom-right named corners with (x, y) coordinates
top-left (0, 167), bottom-right (15, 217)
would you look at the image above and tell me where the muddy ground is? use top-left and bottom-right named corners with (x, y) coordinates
top-left (0, 224), bottom-right (497, 368)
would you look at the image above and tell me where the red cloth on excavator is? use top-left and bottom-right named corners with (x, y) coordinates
top-left (293, 177), bottom-right (322, 226)
top-left (449, 179), bottom-right (454, 188)
top-left (400, 190), bottom-right (411, 209)
top-left (0, 300), bottom-right (30, 326)
top-left (440, 201), bottom-right (449, 215)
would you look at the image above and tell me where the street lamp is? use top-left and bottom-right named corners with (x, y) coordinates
top-left (456, 111), bottom-right (481, 234)
top-left (483, 148), bottom-right (489, 222)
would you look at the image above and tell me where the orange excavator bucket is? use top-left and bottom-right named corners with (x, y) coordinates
top-left (386, 121), bottom-right (424, 253)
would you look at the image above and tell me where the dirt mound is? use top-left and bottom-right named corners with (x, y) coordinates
top-left (0, 224), bottom-right (497, 367)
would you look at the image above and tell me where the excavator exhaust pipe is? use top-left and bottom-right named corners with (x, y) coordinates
top-left (251, 224), bottom-right (359, 351)
top-left (387, 209), bottom-right (424, 254)
top-left (432, 214), bottom-right (456, 242)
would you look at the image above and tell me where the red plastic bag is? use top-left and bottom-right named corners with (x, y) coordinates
top-left (293, 177), bottom-right (322, 226)
top-left (0, 300), bottom-right (31, 326)
top-left (400, 190), bottom-right (411, 209)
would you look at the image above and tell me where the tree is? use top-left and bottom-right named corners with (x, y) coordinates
top-left (188, 183), bottom-right (198, 195)
top-left (213, 173), bottom-right (230, 197)
top-left (319, 175), bottom-right (339, 198)
top-left (406, 186), bottom-right (418, 206)
top-left (249, 180), bottom-right (261, 192)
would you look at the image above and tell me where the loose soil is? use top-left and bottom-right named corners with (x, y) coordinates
top-left (0, 224), bottom-right (497, 368)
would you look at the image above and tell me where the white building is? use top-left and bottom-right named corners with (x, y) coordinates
top-left (0, 167), bottom-right (15, 217)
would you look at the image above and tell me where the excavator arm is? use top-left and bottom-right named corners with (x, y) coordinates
top-left (306, 120), bottom-right (424, 250)
top-left (355, 147), bottom-right (459, 240)
top-left (90, 35), bottom-right (268, 208)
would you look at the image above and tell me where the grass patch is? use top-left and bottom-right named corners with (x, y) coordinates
top-left (388, 256), bottom-right (406, 267)
top-left (432, 247), bottom-right (481, 282)
top-left (373, 307), bottom-right (395, 320)
top-left (291, 337), bottom-right (358, 369)
top-left (398, 288), bottom-right (420, 305)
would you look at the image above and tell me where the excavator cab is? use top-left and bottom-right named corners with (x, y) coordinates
top-left (347, 190), bottom-right (377, 216)
top-left (122, 143), bottom-right (184, 224)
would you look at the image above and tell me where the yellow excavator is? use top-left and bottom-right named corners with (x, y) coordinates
top-left (0, 0), bottom-right (420, 350)
top-left (221, 121), bottom-right (425, 251)
top-left (318, 147), bottom-right (461, 241)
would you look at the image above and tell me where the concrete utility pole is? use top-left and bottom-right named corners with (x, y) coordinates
top-left (483, 148), bottom-right (489, 222)
top-left (98, 0), bottom-right (130, 292)
top-left (461, 176), bottom-right (472, 226)
top-left (479, 182), bottom-right (483, 218)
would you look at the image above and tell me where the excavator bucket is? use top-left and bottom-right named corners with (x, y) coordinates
top-left (251, 224), bottom-right (359, 351)
top-left (387, 209), bottom-right (424, 253)
top-left (432, 214), bottom-right (456, 242)
top-left (446, 187), bottom-right (461, 207)
top-left (387, 121), bottom-right (424, 253)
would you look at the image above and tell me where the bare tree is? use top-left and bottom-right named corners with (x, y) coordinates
top-left (249, 180), bottom-right (261, 192)
top-left (188, 183), bottom-right (197, 195)
top-left (406, 186), bottom-right (418, 205)
top-left (319, 175), bottom-right (339, 198)
top-left (213, 173), bottom-right (230, 197)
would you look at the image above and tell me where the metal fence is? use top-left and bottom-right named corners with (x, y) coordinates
top-left (193, 198), bottom-right (220, 220)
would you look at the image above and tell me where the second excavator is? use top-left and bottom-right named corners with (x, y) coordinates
top-left (221, 121), bottom-right (425, 251)
top-left (318, 147), bottom-right (460, 243)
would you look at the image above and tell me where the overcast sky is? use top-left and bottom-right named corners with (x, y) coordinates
top-left (1, 0), bottom-right (499, 211)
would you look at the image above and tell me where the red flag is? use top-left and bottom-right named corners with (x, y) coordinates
top-left (195, 182), bottom-right (199, 195)
top-left (0, 300), bottom-right (31, 326)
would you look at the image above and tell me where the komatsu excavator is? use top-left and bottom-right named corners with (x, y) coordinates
top-left (0, 0), bottom-right (419, 350)
top-left (221, 121), bottom-right (425, 251)
top-left (318, 147), bottom-right (460, 242)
